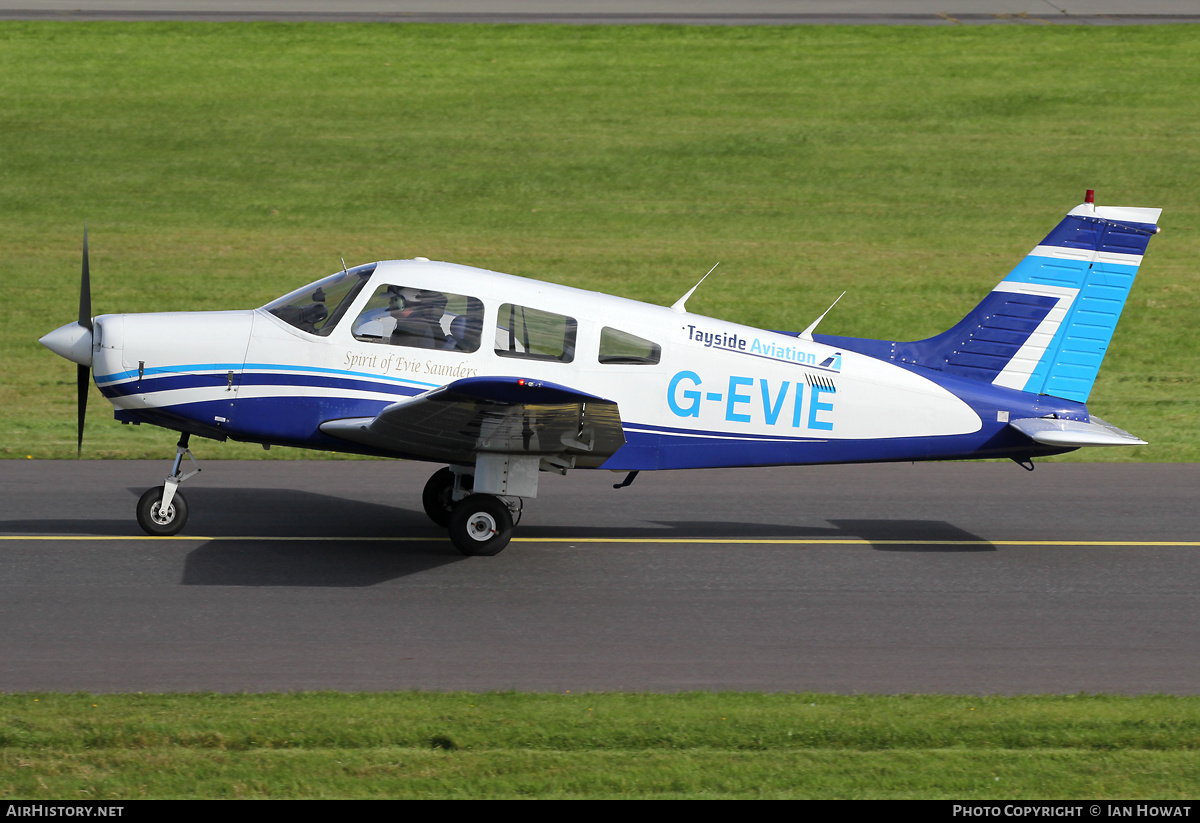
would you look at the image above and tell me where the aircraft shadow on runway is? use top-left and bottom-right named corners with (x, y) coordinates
top-left (1, 487), bottom-right (994, 586)
top-left (179, 538), bottom-right (466, 586)
top-left (0, 488), bottom-right (446, 538)
top-left (523, 518), bottom-right (993, 551)
top-left (175, 519), bottom-right (992, 587)
top-left (161, 486), bottom-right (469, 586)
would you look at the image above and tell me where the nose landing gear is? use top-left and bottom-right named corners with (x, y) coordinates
top-left (136, 485), bottom-right (189, 536)
top-left (135, 433), bottom-right (201, 536)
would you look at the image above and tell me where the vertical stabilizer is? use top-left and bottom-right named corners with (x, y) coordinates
top-left (987, 199), bottom-right (1160, 402)
top-left (816, 196), bottom-right (1161, 403)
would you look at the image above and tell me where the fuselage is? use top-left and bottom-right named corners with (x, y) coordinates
top-left (89, 258), bottom-right (1083, 470)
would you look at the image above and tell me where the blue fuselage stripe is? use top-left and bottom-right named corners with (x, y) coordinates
top-left (623, 421), bottom-right (826, 445)
top-left (96, 363), bottom-right (436, 399)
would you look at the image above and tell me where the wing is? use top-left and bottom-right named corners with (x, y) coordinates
top-left (319, 376), bottom-right (626, 466)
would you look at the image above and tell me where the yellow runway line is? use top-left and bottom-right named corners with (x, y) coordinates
top-left (1, 536), bottom-right (1199, 547)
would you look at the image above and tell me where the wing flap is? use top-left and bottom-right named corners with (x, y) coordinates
top-left (1008, 415), bottom-right (1146, 448)
top-left (320, 376), bottom-right (625, 464)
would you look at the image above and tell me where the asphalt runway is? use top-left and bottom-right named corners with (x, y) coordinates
top-left (2, 0), bottom-right (1198, 24)
top-left (6, 1), bottom-right (1198, 693)
top-left (1, 459), bottom-right (1197, 693)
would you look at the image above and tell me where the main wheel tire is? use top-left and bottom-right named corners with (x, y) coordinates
top-left (422, 467), bottom-right (457, 527)
top-left (136, 486), bottom-right (189, 536)
top-left (448, 495), bottom-right (513, 556)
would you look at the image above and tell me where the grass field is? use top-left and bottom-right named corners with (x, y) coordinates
top-left (3, 23), bottom-right (1199, 801)
top-left (2, 22), bottom-right (1198, 460)
top-left (3, 692), bottom-right (1199, 799)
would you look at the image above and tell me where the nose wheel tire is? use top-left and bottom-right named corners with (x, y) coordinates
top-left (448, 495), bottom-right (513, 556)
top-left (136, 486), bottom-right (189, 536)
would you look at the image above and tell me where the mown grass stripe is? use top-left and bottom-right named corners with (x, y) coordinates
top-left (4, 692), bottom-right (1200, 798)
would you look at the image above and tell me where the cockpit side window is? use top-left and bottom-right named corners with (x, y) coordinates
top-left (352, 285), bottom-right (484, 352)
top-left (264, 264), bottom-right (376, 336)
top-left (495, 304), bottom-right (576, 363)
top-left (598, 327), bottom-right (661, 365)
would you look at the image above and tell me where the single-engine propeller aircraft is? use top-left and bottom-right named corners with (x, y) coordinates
top-left (41, 192), bottom-right (1161, 555)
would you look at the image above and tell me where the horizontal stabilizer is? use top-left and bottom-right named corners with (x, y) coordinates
top-left (1008, 415), bottom-right (1146, 448)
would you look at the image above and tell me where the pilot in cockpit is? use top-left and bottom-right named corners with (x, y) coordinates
top-left (388, 287), bottom-right (448, 349)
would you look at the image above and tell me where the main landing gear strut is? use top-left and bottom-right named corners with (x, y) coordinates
top-left (422, 460), bottom-right (526, 557)
top-left (135, 433), bottom-right (201, 536)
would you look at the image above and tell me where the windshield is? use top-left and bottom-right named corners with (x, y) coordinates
top-left (263, 264), bottom-right (377, 336)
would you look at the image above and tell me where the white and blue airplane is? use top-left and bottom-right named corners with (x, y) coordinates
top-left (40, 192), bottom-right (1160, 554)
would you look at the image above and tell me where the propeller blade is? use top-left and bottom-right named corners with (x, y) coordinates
top-left (77, 363), bottom-right (88, 458)
top-left (79, 227), bottom-right (92, 332)
top-left (77, 227), bottom-right (92, 456)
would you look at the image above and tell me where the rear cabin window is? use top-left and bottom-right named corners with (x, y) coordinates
top-left (351, 285), bottom-right (484, 352)
top-left (495, 304), bottom-right (577, 363)
top-left (598, 327), bottom-right (661, 365)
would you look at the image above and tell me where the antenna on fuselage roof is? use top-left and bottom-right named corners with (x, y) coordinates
top-left (340, 257), bottom-right (349, 274)
top-left (670, 262), bottom-right (720, 314)
top-left (798, 292), bottom-right (846, 341)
